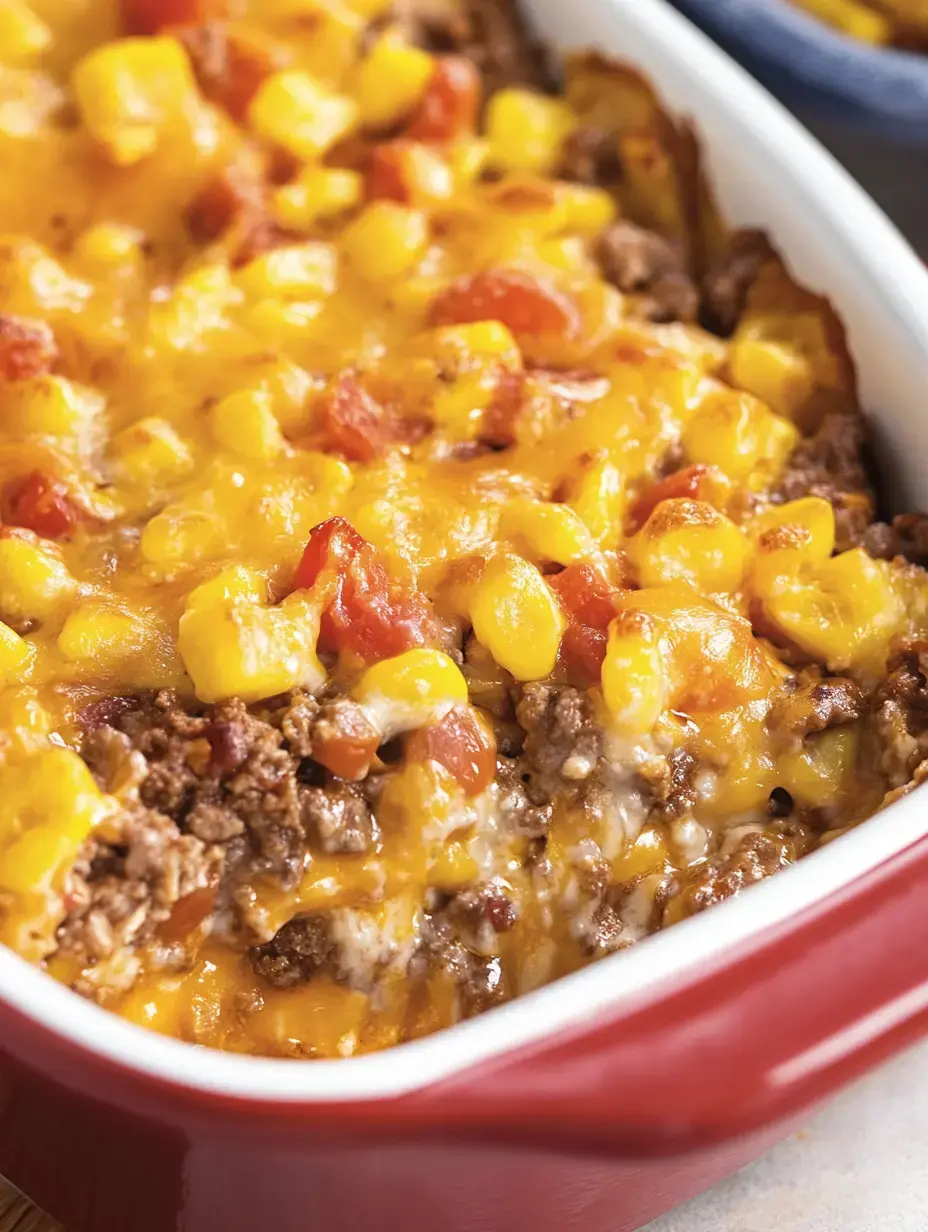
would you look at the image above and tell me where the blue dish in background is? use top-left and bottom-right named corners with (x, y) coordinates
top-left (670, 0), bottom-right (928, 145)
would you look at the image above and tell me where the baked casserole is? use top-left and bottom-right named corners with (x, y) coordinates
top-left (0, 0), bottom-right (925, 1059)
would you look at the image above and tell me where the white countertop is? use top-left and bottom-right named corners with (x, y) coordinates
top-left (646, 1040), bottom-right (928, 1232)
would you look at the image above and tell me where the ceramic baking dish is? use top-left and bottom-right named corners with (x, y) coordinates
top-left (3, 2), bottom-right (928, 1230)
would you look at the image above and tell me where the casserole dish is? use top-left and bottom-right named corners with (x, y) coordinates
top-left (2, 2), bottom-right (928, 1231)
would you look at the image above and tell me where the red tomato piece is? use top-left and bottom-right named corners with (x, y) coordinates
top-left (157, 885), bottom-right (217, 942)
top-left (321, 372), bottom-right (397, 463)
top-left (406, 56), bottom-right (481, 143)
top-left (294, 517), bottom-right (437, 663)
top-left (406, 706), bottom-right (496, 796)
top-left (628, 464), bottom-right (728, 533)
top-left (0, 314), bottom-right (57, 381)
top-left (550, 564), bottom-right (624, 686)
top-left (366, 141), bottom-right (411, 203)
top-left (174, 21), bottom-right (286, 123)
top-left (121, 0), bottom-right (225, 34)
top-left (312, 700), bottom-right (381, 781)
top-left (428, 269), bottom-right (580, 338)
top-left (3, 470), bottom-right (85, 540)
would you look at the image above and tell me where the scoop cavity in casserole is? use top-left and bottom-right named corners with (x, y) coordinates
top-left (0, 0), bottom-right (926, 1059)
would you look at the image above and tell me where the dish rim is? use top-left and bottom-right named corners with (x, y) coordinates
top-left (3, 0), bottom-right (928, 1105)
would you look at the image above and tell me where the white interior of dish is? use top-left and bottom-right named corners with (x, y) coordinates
top-left (3, 0), bottom-right (928, 1104)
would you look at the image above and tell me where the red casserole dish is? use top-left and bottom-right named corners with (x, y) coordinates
top-left (3, 0), bottom-right (928, 1229)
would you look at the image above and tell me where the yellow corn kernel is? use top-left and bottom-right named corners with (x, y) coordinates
top-left (72, 37), bottom-right (196, 167)
top-left (762, 548), bottom-right (903, 671)
top-left (58, 604), bottom-right (141, 667)
top-left (186, 565), bottom-right (267, 612)
top-left (682, 389), bottom-right (770, 481)
top-left (779, 727), bottom-right (858, 809)
top-left (0, 620), bottom-right (32, 685)
top-left (631, 498), bottom-right (749, 594)
top-left (248, 70), bottom-right (357, 161)
top-left (0, 747), bottom-right (114, 896)
top-left (178, 590), bottom-right (324, 704)
top-left (469, 553), bottom-right (565, 681)
top-left (0, 686), bottom-right (50, 752)
top-left (502, 498), bottom-right (598, 567)
top-left (140, 504), bottom-right (225, 570)
top-left (243, 297), bottom-right (325, 346)
top-left (211, 388), bottom-right (286, 461)
top-left (428, 320), bottom-right (522, 370)
top-left (601, 611), bottom-right (667, 737)
top-left (0, 236), bottom-right (89, 315)
top-left (0, 2), bottom-right (51, 63)
top-left (0, 536), bottom-right (76, 624)
top-left (753, 496), bottom-right (836, 562)
top-left (755, 408), bottom-right (801, 487)
top-left (447, 137), bottom-right (490, 185)
top-left (272, 167), bottom-right (363, 231)
top-left (486, 88), bottom-right (575, 174)
top-left (557, 183), bottom-right (617, 235)
top-left (341, 202), bottom-right (427, 281)
top-left (4, 375), bottom-right (103, 437)
top-left (109, 417), bottom-right (194, 484)
top-left (569, 455), bottom-right (624, 547)
top-left (729, 335), bottom-right (816, 420)
top-left (388, 143), bottom-right (454, 206)
top-left (148, 264), bottom-right (238, 352)
top-left (73, 222), bottom-right (143, 269)
top-left (254, 358), bottom-right (320, 433)
top-left (235, 243), bottom-right (337, 301)
top-left (354, 29), bottom-right (432, 130)
top-left (353, 647), bottom-right (467, 735)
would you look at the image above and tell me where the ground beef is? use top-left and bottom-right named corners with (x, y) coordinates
top-left (446, 880), bottom-right (517, 947)
top-left (774, 411), bottom-right (875, 550)
top-left (494, 755), bottom-right (553, 837)
top-left (593, 219), bottom-right (699, 324)
top-left (412, 910), bottom-right (507, 1018)
top-left (874, 641), bottom-right (928, 789)
top-left (672, 828), bottom-right (807, 918)
top-left (301, 783), bottom-right (378, 854)
top-left (700, 228), bottom-right (772, 336)
top-left (653, 747), bottom-right (698, 820)
top-left (559, 125), bottom-right (622, 187)
top-left (863, 513), bottom-right (928, 567)
top-left (516, 682), bottom-right (604, 802)
top-left (768, 674), bottom-right (863, 749)
top-left (391, 0), bottom-right (553, 96)
top-left (57, 806), bottom-right (221, 968)
top-left (250, 915), bottom-right (334, 989)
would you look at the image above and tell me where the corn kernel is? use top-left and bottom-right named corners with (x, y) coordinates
top-left (556, 183), bottom-right (617, 235)
top-left (753, 497), bottom-right (836, 562)
top-left (0, 536), bottom-right (76, 624)
top-left (729, 335), bottom-right (816, 420)
top-left (353, 647), bottom-right (467, 735)
top-left (272, 167), bottom-right (363, 231)
top-left (73, 222), bottom-right (143, 269)
top-left (0, 686), bottom-right (50, 752)
top-left (58, 604), bottom-right (142, 667)
top-left (186, 564), bottom-right (267, 611)
top-left (4, 375), bottom-right (104, 437)
top-left (109, 417), bottom-right (194, 483)
top-left (341, 202), bottom-right (427, 281)
top-left (243, 297), bottom-right (325, 346)
top-left (470, 553), bottom-right (565, 681)
top-left (0, 236), bottom-right (89, 315)
top-left (682, 389), bottom-right (768, 481)
top-left (779, 727), bottom-right (858, 809)
top-left (0, 620), bottom-right (32, 685)
top-left (0, 2), bottom-right (51, 63)
top-left (762, 548), bottom-right (903, 671)
top-left (235, 243), bottom-right (337, 301)
top-left (0, 66), bottom-right (63, 137)
top-left (72, 37), bottom-right (196, 167)
top-left (569, 455), bottom-right (624, 547)
top-left (148, 264), bottom-right (239, 352)
top-left (354, 30), bottom-right (433, 130)
top-left (486, 88), bottom-right (575, 174)
top-left (631, 498), bottom-right (749, 594)
top-left (259, 359), bottom-right (320, 432)
top-left (211, 388), bottom-right (285, 461)
top-left (248, 70), bottom-right (357, 161)
top-left (601, 611), bottom-right (667, 737)
top-left (178, 590), bottom-right (324, 703)
top-left (502, 498), bottom-right (598, 567)
top-left (140, 505), bottom-right (225, 570)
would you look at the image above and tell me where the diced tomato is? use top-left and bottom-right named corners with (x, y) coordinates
top-left (174, 21), bottom-right (286, 123)
top-left (3, 470), bottom-right (85, 540)
top-left (320, 372), bottom-right (398, 463)
top-left (550, 564), bottom-right (624, 686)
top-left (366, 141), bottom-right (411, 204)
top-left (294, 516), bottom-right (437, 662)
top-left (628, 464), bottom-right (729, 533)
top-left (157, 885), bottom-right (217, 942)
top-left (407, 706), bottom-right (496, 796)
top-left (312, 700), bottom-right (381, 781)
top-left (121, 0), bottom-right (225, 34)
top-left (429, 269), bottom-right (580, 339)
top-left (0, 314), bottom-right (57, 381)
top-left (407, 56), bottom-right (481, 143)
top-left (185, 163), bottom-right (264, 245)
